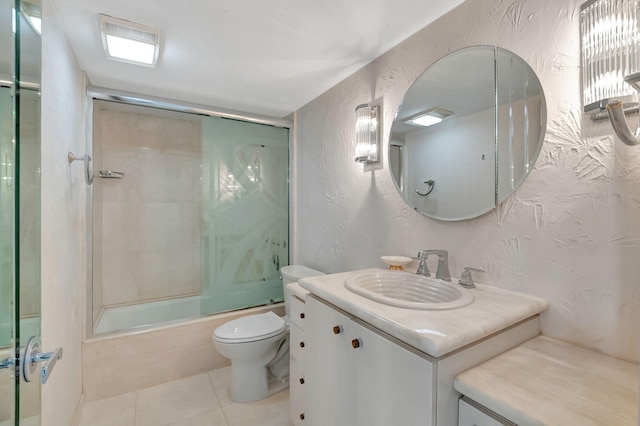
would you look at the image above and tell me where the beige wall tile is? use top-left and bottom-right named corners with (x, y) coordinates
top-left (138, 249), bottom-right (195, 300)
top-left (138, 202), bottom-right (197, 252)
top-left (138, 150), bottom-right (199, 203)
top-left (101, 202), bottom-right (139, 254)
top-left (101, 251), bottom-right (139, 305)
top-left (93, 107), bottom-right (202, 318)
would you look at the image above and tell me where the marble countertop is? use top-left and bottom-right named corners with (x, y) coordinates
top-left (298, 268), bottom-right (549, 358)
top-left (454, 336), bottom-right (639, 425)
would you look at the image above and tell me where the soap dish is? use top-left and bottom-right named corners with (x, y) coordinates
top-left (380, 256), bottom-right (412, 271)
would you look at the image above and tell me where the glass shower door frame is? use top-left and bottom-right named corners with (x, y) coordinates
top-left (86, 88), bottom-right (293, 336)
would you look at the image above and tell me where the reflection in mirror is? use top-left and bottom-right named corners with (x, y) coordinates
top-left (389, 142), bottom-right (404, 192)
top-left (389, 46), bottom-right (546, 221)
top-left (496, 48), bottom-right (545, 203)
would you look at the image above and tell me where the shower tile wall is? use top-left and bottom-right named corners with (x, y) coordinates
top-left (0, 90), bottom-right (40, 345)
top-left (0, 89), bottom-right (13, 342)
top-left (93, 105), bottom-right (201, 319)
top-left (19, 95), bottom-right (41, 320)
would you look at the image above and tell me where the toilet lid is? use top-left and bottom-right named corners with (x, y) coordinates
top-left (214, 311), bottom-right (287, 343)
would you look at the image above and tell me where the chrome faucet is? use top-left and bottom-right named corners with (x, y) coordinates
top-left (415, 250), bottom-right (451, 281)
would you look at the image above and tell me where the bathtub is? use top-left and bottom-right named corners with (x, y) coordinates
top-left (93, 295), bottom-right (201, 335)
top-left (83, 302), bottom-right (285, 401)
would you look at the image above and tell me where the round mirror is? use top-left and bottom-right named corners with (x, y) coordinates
top-left (389, 46), bottom-right (546, 221)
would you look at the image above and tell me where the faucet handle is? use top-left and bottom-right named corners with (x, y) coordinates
top-left (416, 250), bottom-right (430, 276)
top-left (458, 267), bottom-right (484, 288)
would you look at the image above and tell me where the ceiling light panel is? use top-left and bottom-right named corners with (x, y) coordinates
top-left (99, 14), bottom-right (160, 67)
top-left (404, 107), bottom-right (454, 127)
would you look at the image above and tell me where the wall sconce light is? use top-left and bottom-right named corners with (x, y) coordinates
top-left (404, 107), bottom-right (454, 128)
top-left (355, 103), bottom-right (380, 164)
top-left (581, 0), bottom-right (640, 145)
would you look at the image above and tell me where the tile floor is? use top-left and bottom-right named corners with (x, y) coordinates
top-left (78, 367), bottom-right (293, 426)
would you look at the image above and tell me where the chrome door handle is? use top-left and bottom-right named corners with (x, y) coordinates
top-left (22, 336), bottom-right (63, 384)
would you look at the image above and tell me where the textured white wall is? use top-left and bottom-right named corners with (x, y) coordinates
top-left (294, 0), bottom-right (640, 362)
top-left (41, 0), bottom-right (86, 423)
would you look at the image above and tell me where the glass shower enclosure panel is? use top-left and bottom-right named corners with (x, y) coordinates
top-left (0, 83), bottom-right (15, 426)
top-left (201, 117), bottom-right (289, 314)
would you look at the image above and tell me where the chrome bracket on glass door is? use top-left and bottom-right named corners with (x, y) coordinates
top-left (0, 357), bottom-right (16, 375)
top-left (22, 336), bottom-right (63, 385)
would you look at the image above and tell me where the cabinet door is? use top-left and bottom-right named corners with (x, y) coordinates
top-left (290, 355), bottom-right (306, 425)
top-left (352, 318), bottom-right (434, 426)
top-left (290, 295), bottom-right (307, 329)
top-left (290, 322), bottom-right (307, 363)
top-left (306, 297), bottom-right (355, 426)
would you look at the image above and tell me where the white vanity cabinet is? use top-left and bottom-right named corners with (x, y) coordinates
top-left (306, 296), bottom-right (435, 426)
top-left (303, 294), bottom-right (542, 426)
top-left (289, 295), bottom-right (309, 425)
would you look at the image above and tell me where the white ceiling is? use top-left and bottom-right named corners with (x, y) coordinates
top-left (50, 0), bottom-right (467, 118)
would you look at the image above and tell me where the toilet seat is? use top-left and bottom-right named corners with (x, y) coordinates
top-left (214, 311), bottom-right (287, 344)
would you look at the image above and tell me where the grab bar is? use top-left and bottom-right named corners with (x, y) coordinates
top-left (68, 152), bottom-right (93, 185)
top-left (68, 153), bottom-right (125, 183)
top-left (99, 170), bottom-right (125, 179)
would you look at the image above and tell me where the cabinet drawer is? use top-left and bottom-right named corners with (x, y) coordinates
top-left (458, 398), bottom-right (515, 426)
top-left (290, 295), bottom-right (307, 329)
top-left (290, 323), bottom-right (306, 362)
top-left (290, 355), bottom-right (306, 425)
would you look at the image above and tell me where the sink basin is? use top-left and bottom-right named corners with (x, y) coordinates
top-left (344, 271), bottom-right (473, 310)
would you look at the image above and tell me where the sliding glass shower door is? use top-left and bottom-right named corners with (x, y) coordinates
top-left (90, 98), bottom-right (290, 334)
top-left (200, 117), bottom-right (289, 314)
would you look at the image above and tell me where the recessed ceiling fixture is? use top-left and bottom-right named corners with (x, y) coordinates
top-left (99, 14), bottom-right (160, 67)
top-left (404, 107), bottom-right (454, 127)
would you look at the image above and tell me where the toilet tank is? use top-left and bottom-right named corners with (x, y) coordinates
top-left (281, 265), bottom-right (324, 285)
top-left (281, 265), bottom-right (324, 317)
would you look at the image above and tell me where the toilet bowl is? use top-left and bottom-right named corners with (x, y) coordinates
top-left (212, 265), bottom-right (324, 403)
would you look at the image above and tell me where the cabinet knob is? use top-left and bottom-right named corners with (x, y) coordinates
top-left (332, 325), bottom-right (342, 334)
top-left (299, 312), bottom-right (305, 319)
top-left (299, 377), bottom-right (305, 385)
top-left (299, 341), bottom-right (305, 348)
top-left (299, 413), bottom-right (305, 420)
top-left (351, 338), bottom-right (361, 349)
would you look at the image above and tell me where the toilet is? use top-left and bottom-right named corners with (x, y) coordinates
top-left (212, 264), bottom-right (324, 403)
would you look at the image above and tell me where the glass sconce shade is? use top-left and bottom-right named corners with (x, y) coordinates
top-left (355, 104), bottom-right (379, 164)
top-left (581, 0), bottom-right (640, 111)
